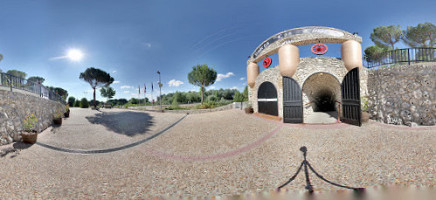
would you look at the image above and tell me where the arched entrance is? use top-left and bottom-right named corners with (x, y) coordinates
top-left (302, 72), bottom-right (341, 123)
top-left (257, 82), bottom-right (278, 116)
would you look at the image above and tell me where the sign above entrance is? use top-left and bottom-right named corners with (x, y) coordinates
top-left (311, 43), bottom-right (328, 55)
top-left (263, 57), bottom-right (272, 68)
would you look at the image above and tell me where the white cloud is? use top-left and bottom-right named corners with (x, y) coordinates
top-left (120, 85), bottom-right (132, 89)
top-left (168, 79), bottom-right (184, 87)
top-left (216, 72), bottom-right (234, 81)
top-left (240, 77), bottom-right (245, 81)
top-left (113, 81), bottom-right (120, 84)
top-left (242, 82), bottom-right (247, 86)
top-left (209, 86), bottom-right (215, 89)
top-left (112, 70), bottom-right (117, 74)
top-left (230, 86), bottom-right (239, 90)
top-left (144, 43), bottom-right (152, 48)
top-left (124, 91), bottom-right (130, 93)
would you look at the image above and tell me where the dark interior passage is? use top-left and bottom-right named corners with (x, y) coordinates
top-left (302, 72), bottom-right (341, 113)
top-left (312, 90), bottom-right (337, 112)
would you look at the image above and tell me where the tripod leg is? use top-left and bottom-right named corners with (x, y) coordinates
top-left (306, 161), bottom-right (364, 191)
top-left (303, 161), bottom-right (314, 193)
top-left (277, 162), bottom-right (304, 190)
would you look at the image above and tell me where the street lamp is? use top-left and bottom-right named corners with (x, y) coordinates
top-left (157, 70), bottom-right (163, 111)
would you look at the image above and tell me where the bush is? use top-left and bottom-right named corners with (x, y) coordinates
top-left (67, 96), bottom-right (75, 107)
top-left (73, 100), bottom-right (80, 107)
top-left (80, 98), bottom-right (89, 108)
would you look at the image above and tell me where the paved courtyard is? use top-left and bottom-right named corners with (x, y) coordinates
top-left (0, 108), bottom-right (434, 199)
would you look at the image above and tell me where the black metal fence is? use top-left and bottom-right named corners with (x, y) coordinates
top-left (364, 47), bottom-right (436, 68)
top-left (0, 72), bottom-right (66, 104)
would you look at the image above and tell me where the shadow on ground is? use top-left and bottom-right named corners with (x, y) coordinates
top-left (86, 111), bottom-right (154, 136)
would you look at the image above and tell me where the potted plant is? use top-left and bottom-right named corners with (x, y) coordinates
top-left (53, 108), bottom-right (63, 125)
top-left (21, 114), bottom-right (38, 144)
top-left (245, 106), bottom-right (254, 114)
top-left (64, 105), bottom-right (70, 118)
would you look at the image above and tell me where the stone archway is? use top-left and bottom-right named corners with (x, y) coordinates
top-left (302, 72), bottom-right (341, 123)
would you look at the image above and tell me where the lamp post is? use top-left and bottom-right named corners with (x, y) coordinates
top-left (157, 70), bottom-right (163, 111)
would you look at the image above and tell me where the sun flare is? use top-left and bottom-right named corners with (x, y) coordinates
top-left (67, 49), bottom-right (84, 61)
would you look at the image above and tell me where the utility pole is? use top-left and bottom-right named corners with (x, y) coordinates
top-left (157, 70), bottom-right (163, 111)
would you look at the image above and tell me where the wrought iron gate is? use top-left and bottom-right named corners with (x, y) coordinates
top-left (341, 67), bottom-right (361, 126)
top-left (283, 76), bottom-right (303, 123)
top-left (257, 82), bottom-right (278, 116)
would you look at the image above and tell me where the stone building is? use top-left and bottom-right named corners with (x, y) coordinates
top-left (247, 26), bottom-right (368, 126)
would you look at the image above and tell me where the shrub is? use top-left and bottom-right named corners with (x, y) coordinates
top-left (80, 98), bottom-right (89, 108)
top-left (23, 114), bottom-right (38, 132)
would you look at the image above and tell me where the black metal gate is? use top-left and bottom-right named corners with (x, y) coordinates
top-left (257, 82), bottom-right (278, 116)
top-left (341, 67), bottom-right (361, 126)
top-left (283, 76), bottom-right (303, 123)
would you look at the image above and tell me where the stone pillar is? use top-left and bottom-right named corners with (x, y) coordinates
top-left (279, 44), bottom-right (300, 77)
top-left (247, 62), bottom-right (259, 88)
top-left (341, 40), bottom-right (363, 71)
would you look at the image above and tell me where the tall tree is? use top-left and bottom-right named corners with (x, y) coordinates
top-left (403, 22), bottom-right (436, 47)
top-left (6, 70), bottom-right (27, 79)
top-left (68, 96), bottom-right (76, 107)
top-left (187, 64), bottom-right (217, 104)
top-left (364, 45), bottom-right (387, 62)
top-left (27, 76), bottom-right (45, 84)
top-left (100, 86), bottom-right (116, 101)
top-left (370, 25), bottom-right (403, 49)
top-left (242, 86), bottom-right (249, 101)
top-left (47, 86), bottom-right (69, 100)
top-left (79, 67), bottom-right (114, 108)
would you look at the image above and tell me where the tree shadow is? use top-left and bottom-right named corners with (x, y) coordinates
top-left (86, 111), bottom-right (154, 136)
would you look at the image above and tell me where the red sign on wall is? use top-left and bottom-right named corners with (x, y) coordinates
top-left (263, 57), bottom-right (272, 68)
top-left (311, 43), bottom-right (328, 55)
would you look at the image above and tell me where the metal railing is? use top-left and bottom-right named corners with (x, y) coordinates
top-left (0, 72), bottom-right (66, 104)
top-left (364, 47), bottom-right (436, 68)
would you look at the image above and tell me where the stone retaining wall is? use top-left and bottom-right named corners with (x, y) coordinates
top-left (0, 89), bottom-right (65, 145)
top-left (367, 64), bottom-right (436, 126)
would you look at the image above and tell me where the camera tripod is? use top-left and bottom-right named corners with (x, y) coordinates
top-left (278, 146), bottom-right (365, 193)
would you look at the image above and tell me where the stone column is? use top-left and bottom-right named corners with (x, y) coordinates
top-left (279, 44), bottom-right (300, 77)
top-left (341, 40), bottom-right (363, 71)
top-left (247, 62), bottom-right (259, 88)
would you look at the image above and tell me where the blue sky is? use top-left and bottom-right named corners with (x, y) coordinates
top-left (0, 0), bottom-right (435, 101)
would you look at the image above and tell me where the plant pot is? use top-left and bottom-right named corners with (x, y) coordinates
top-left (53, 118), bottom-right (62, 125)
top-left (245, 107), bottom-right (254, 114)
top-left (21, 131), bottom-right (37, 144)
top-left (64, 109), bottom-right (70, 118)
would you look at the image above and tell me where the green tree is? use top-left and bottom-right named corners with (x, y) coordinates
top-left (6, 70), bottom-right (27, 79)
top-left (370, 25), bottom-right (403, 49)
top-left (80, 98), bottom-right (89, 108)
top-left (243, 86), bottom-right (249, 101)
top-left (233, 91), bottom-right (244, 102)
top-left (100, 86), bottom-right (116, 101)
top-left (68, 96), bottom-right (76, 107)
top-left (74, 99), bottom-right (80, 107)
top-left (364, 45), bottom-right (387, 62)
top-left (79, 67), bottom-right (114, 108)
top-left (403, 22), bottom-right (436, 47)
top-left (27, 76), bottom-right (45, 84)
top-left (47, 86), bottom-right (68, 100)
top-left (187, 64), bottom-right (217, 104)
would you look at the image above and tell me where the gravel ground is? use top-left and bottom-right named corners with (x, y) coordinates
top-left (0, 108), bottom-right (434, 199)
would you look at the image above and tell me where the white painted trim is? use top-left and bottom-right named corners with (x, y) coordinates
top-left (258, 98), bottom-right (277, 102)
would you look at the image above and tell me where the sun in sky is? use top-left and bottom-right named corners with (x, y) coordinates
top-left (66, 49), bottom-right (84, 62)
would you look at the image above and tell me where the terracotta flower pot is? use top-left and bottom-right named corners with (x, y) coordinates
top-left (64, 109), bottom-right (70, 118)
top-left (53, 118), bottom-right (62, 125)
top-left (21, 131), bottom-right (37, 144)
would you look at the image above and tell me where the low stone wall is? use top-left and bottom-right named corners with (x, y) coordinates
top-left (0, 89), bottom-right (65, 145)
top-left (367, 63), bottom-right (436, 126)
top-left (128, 102), bottom-right (248, 114)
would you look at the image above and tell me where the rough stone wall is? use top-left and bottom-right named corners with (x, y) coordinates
top-left (367, 64), bottom-right (436, 126)
top-left (0, 89), bottom-right (65, 145)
